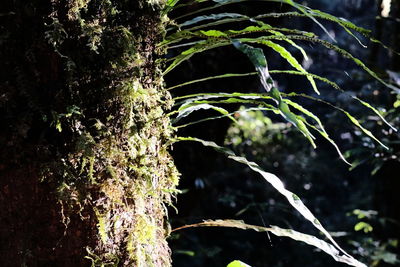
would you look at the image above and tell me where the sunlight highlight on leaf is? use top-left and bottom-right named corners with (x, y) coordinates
top-left (174, 103), bottom-right (236, 123)
top-left (227, 260), bottom-right (252, 267)
top-left (284, 92), bottom-right (390, 150)
top-left (353, 96), bottom-right (397, 132)
top-left (259, 40), bottom-right (319, 94)
top-left (173, 219), bottom-right (367, 267)
top-left (176, 137), bottom-right (360, 261)
top-left (233, 41), bottom-right (317, 147)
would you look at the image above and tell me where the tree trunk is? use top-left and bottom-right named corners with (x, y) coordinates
top-left (0, 0), bottom-right (178, 266)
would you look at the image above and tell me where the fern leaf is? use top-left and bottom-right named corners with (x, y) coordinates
top-left (176, 137), bottom-right (359, 261)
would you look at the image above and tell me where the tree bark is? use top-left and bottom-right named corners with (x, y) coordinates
top-left (0, 0), bottom-right (178, 265)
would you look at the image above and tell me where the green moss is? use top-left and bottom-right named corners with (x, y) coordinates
top-left (95, 209), bottom-right (108, 243)
top-left (36, 0), bottom-right (178, 265)
top-left (135, 216), bottom-right (157, 244)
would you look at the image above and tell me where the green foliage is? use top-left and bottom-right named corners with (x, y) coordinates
top-left (2, 0), bottom-right (396, 265)
top-left (354, 222), bottom-right (373, 233)
top-left (162, 0), bottom-right (396, 266)
top-left (227, 260), bottom-right (251, 267)
top-left (346, 208), bottom-right (400, 266)
top-left (174, 219), bottom-right (366, 267)
top-left (176, 137), bottom-right (364, 266)
top-left (233, 41), bottom-right (317, 147)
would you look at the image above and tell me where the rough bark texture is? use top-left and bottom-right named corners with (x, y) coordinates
top-left (0, 0), bottom-right (178, 265)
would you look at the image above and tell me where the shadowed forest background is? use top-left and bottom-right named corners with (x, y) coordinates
top-left (167, 0), bottom-right (400, 266)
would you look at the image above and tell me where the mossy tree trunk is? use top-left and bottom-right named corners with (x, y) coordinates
top-left (0, 0), bottom-right (178, 265)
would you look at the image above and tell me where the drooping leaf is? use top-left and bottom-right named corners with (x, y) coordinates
top-left (180, 13), bottom-right (248, 28)
top-left (255, 10), bottom-right (397, 53)
top-left (353, 96), bottom-right (397, 132)
top-left (267, 28), bottom-right (309, 60)
top-left (176, 97), bottom-right (274, 110)
top-left (200, 29), bottom-right (229, 37)
top-left (258, 40), bottom-right (319, 94)
top-left (165, 33), bottom-right (390, 92)
top-left (163, 39), bottom-right (230, 75)
top-left (233, 41), bottom-right (317, 147)
top-left (177, 0), bottom-right (334, 41)
top-left (277, 100), bottom-right (317, 148)
top-left (178, 107), bottom-right (278, 128)
top-left (254, 11), bottom-right (369, 35)
top-left (165, 23), bottom-right (312, 47)
top-left (167, 70), bottom-right (342, 91)
top-left (232, 41), bottom-right (273, 92)
top-left (173, 93), bottom-right (279, 128)
top-left (283, 98), bottom-right (350, 164)
top-left (303, 7), bottom-right (365, 47)
top-left (343, 110), bottom-right (389, 150)
top-left (174, 92), bottom-right (273, 102)
top-left (172, 93), bottom-right (282, 127)
top-left (176, 137), bottom-right (353, 258)
top-left (238, 34), bottom-right (392, 90)
top-left (174, 107), bottom-right (274, 129)
top-left (173, 219), bottom-right (366, 267)
top-left (278, 0), bottom-right (336, 42)
top-left (174, 103), bottom-right (236, 123)
top-left (168, 0), bottom-right (374, 52)
top-left (284, 92), bottom-right (389, 150)
top-left (167, 72), bottom-right (256, 90)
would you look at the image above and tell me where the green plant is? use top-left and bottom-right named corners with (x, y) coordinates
top-left (162, 1), bottom-right (396, 266)
top-left (0, 0), bottom-right (395, 265)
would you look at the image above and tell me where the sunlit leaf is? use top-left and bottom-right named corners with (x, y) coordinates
top-left (163, 39), bottom-right (230, 75)
top-left (343, 110), bottom-right (389, 150)
top-left (233, 41), bottom-right (316, 147)
top-left (174, 103), bottom-right (235, 123)
top-left (354, 222), bottom-right (373, 233)
top-left (173, 218), bottom-right (366, 267)
top-left (167, 70), bottom-right (342, 91)
top-left (176, 137), bottom-right (356, 259)
top-left (232, 41), bottom-right (272, 92)
top-left (284, 92), bottom-right (389, 150)
top-left (227, 260), bottom-right (252, 267)
top-left (258, 40), bottom-right (319, 94)
top-left (283, 99), bottom-right (350, 164)
top-left (180, 13), bottom-right (248, 28)
top-left (353, 97), bottom-right (397, 132)
top-left (175, 107), bottom-right (276, 129)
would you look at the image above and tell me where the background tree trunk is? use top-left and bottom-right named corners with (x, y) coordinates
top-left (0, 0), bottom-right (178, 265)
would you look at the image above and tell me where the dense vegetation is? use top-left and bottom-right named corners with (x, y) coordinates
top-left (0, 0), bottom-right (399, 266)
top-left (166, 0), bottom-right (400, 266)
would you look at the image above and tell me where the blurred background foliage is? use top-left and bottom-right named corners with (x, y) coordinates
top-left (166, 0), bottom-right (399, 266)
